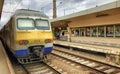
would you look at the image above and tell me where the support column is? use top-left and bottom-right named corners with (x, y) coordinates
top-left (53, 0), bottom-right (57, 18)
top-left (67, 24), bottom-right (71, 42)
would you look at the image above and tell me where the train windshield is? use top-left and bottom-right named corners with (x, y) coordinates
top-left (35, 19), bottom-right (50, 30)
top-left (17, 18), bottom-right (35, 30)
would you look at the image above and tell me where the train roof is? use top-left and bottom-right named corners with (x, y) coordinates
top-left (13, 9), bottom-right (48, 18)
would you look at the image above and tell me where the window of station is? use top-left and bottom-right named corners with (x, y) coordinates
top-left (98, 26), bottom-right (104, 37)
top-left (71, 28), bottom-right (75, 36)
top-left (71, 28), bottom-right (79, 37)
top-left (61, 26), bottom-right (67, 30)
top-left (115, 25), bottom-right (120, 37)
top-left (74, 28), bottom-right (79, 36)
top-left (80, 28), bottom-right (85, 36)
top-left (106, 25), bottom-right (114, 37)
top-left (91, 27), bottom-right (97, 37)
top-left (71, 24), bottom-right (120, 38)
top-left (86, 27), bottom-right (90, 37)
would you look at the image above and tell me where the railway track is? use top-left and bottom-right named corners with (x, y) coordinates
top-left (0, 39), bottom-right (62, 74)
top-left (52, 48), bottom-right (120, 74)
top-left (14, 64), bottom-right (28, 74)
top-left (14, 62), bottom-right (62, 74)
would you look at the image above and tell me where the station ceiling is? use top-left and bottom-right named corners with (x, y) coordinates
top-left (51, 0), bottom-right (120, 28)
top-left (0, 0), bottom-right (4, 19)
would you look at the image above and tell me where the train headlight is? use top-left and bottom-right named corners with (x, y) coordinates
top-left (19, 40), bottom-right (24, 45)
top-left (19, 40), bottom-right (29, 45)
top-left (45, 39), bottom-right (53, 43)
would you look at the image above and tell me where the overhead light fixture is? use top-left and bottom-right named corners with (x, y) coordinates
top-left (96, 13), bottom-right (109, 17)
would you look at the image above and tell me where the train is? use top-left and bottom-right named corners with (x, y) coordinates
top-left (0, 9), bottom-right (53, 64)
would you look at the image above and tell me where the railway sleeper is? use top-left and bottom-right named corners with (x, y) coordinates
top-left (106, 54), bottom-right (120, 65)
top-left (43, 55), bottom-right (52, 63)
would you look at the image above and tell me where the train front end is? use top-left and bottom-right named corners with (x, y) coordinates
top-left (15, 17), bottom-right (53, 64)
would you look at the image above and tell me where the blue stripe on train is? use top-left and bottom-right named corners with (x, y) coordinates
top-left (44, 47), bottom-right (53, 54)
top-left (15, 47), bottom-right (53, 58)
top-left (15, 49), bottom-right (28, 58)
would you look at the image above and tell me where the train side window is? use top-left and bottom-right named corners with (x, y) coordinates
top-left (98, 26), bottom-right (104, 37)
top-left (91, 27), bottom-right (97, 37)
top-left (115, 25), bottom-right (120, 37)
top-left (86, 27), bottom-right (90, 37)
top-left (80, 28), bottom-right (85, 36)
top-left (106, 25), bottom-right (114, 37)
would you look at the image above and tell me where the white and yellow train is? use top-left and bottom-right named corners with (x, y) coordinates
top-left (0, 9), bottom-right (53, 64)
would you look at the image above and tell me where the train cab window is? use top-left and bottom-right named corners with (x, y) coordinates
top-left (98, 26), bottom-right (104, 37)
top-left (115, 25), bottom-right (120, 37)
top-left (86, 27), bottom-right (90, 37)
top-left (80, 28), bottom-right (85, 36)
top-left (17, 18), bottom-right (34, 30)
top-left (91, 27), bottom-right (97, 37)
top-left (35, 19), bottom-right (50, 30)
top-left (106, 25), bottom-right (114, 37)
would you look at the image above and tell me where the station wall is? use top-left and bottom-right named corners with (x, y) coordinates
top-left (68, 9), bottom-right (120, 47)
top-left (69, 13), bottom-right (120, 27)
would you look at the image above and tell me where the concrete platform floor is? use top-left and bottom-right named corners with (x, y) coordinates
top-left (0, 41), bottom-right (15, 74)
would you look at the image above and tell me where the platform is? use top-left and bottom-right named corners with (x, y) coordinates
top-left (53, 40), bottom-right (120, 55)
top-left (0, 40), bottom-right (15, 74)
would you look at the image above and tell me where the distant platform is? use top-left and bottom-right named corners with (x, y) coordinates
top-left (0, 40), bottom-right (15, 74)
top-left (53, 40), bottom-right (120, 55)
